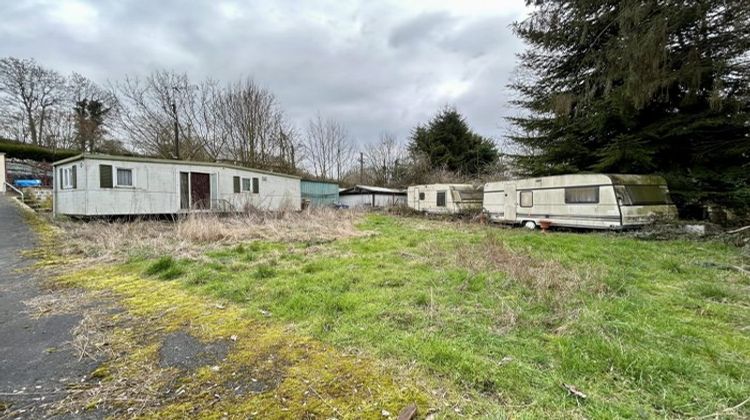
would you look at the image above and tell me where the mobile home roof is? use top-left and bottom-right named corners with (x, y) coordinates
top-left (53, 153), bottom-right (300, 180)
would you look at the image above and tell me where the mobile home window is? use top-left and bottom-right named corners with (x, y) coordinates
top-left (242, 178), bottom-right (251, 192)
top-left (419, 192), bottom-right (425, 200)
top-left (116, 168), bottom-right (133, 187)
top-left (252, 177), bottom-right (259, 194)
top-left (565, 186), bottom-right (599, 204)
top-left (436, 191), bottom-right (446, 207)
top-left (520, 191), bottom-right (533, 207)
top-left (61, 166), bottom-right (76, 189)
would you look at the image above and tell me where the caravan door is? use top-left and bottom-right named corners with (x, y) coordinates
top-left (504, 183), bottom-right (517, 223)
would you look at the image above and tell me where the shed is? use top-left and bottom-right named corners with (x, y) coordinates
top-left (338, 185), bottom-right (406, 208)
top-left (300, 179), bottom-right (339, 207)
top-left (407, 184), bottom-right (482, 214)
top-left (52, 154), bottom-right (301, 216)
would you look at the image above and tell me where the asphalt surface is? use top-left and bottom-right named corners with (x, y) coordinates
top-left (0, 196), bottom-right (98, 417)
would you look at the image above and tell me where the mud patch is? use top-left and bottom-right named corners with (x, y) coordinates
top-left (224, 350), bottom-right (287, 396)
top-left (159, 332), bottom-right (230, 370)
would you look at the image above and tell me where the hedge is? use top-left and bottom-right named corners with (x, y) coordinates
top-left (0, 139), bottom-right (79, 162)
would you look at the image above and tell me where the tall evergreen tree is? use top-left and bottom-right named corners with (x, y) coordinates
top-left (509, 0), bottom-right (750, 215)
top-left (74, 99), bottom-right (110, 152)
top-left (409, 107), bottom-right (498, 175)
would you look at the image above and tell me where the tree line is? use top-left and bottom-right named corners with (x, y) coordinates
top-left (0, 56), bottom-right (503, 185)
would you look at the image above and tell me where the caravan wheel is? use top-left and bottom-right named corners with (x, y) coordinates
top-left (523, 221), bottom-right (537, 230)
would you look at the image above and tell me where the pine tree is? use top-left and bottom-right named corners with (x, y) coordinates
top-left (408, 107), bottom-right (498, 176)
top-left (74, 99), bottom-right (110, 152)
top-left (509, 0), bottom-right (750, 216)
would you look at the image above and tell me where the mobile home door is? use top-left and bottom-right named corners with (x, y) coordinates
top-left (504, 184), bottom-right (517, 222)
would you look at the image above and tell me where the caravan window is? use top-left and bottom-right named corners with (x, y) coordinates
top-left (436, 191), bottom-right (446, 207)
top-left (565, 186), bottom-right (599, 204)
top-left (520, 191), bottom-right (533, 207)
top-left (615, 185), bottom-right (672, 205)
top-left (419, 192), bottom-right (425, 200)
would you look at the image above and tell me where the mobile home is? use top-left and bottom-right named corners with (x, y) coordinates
top-left (53, 154), bottom-right (301, 217)
top-left (338, 185), bottom-right (406, 208)
top-left (483, 174), bottom-right (677, 229)
top-left (407, 184), bottom-right (482, 214)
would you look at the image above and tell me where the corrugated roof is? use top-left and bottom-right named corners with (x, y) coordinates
top-left (53, 153), bottom-right (300, 180)
top-left (339, 185), bottom-right (406, 195)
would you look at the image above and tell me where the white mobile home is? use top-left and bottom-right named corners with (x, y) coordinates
top-left (407, 184), bottom-right (482, 214)
top-left (338, 185), bottom-right (406, 208)
top-left (483, 174), bottom-right (677, 229)
top-left (53, 154), bottom-right (301, 216)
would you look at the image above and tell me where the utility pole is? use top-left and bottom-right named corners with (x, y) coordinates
top-left (172, 86), bottom-right (180, 160)
top-left (359, 152), bottom-right (364, 184)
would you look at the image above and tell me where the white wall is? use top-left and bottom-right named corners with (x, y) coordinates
top-left (54, 158), bottom-right (300, 216)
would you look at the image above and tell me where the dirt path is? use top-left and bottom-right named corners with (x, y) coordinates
top-left (0, 196), bottom-right (100, 418)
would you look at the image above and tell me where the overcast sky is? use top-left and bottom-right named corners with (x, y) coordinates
top-left (0, 0), bottom-right (530, 148)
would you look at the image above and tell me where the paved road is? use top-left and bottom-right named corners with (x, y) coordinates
top-left (0, 196), bottom-right (98, 417)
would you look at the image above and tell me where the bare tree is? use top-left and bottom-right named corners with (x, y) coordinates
top-left (113, 70), bottom-right (207, 159)
top-left (0, 57), bottom-right (66, 145)
top-left (364, 132), bottom-right (403, 186)
top-left (302, 113), bottom-right (354, 180)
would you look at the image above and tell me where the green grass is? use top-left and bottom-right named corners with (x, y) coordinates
top-left (131, 215), bottom-right (750, 417)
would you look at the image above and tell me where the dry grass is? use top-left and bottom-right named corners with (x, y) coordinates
top-left (54, 208), bottom-right (368, 263)
top-left (457, 234), bottom-right (604, 302)
top-left (424, 233), bottom-right (605, 331)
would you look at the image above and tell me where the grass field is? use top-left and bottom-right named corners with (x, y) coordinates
top-left (120, 214), bottom-right (750, 418)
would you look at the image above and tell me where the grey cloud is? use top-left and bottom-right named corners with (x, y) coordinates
top-left (0, 0), bottom-right (529, 148)
top-left (388, 12), bottom-right (455, 49)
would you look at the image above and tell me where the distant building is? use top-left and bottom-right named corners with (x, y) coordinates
top-left (53, 154), bottom-right (301, 217)
top-left (300, 179), bottom-right (339, 207)
top-left (338, 185), bottom-right (406, 208)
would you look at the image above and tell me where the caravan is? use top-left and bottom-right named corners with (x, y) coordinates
top-left (483, 174), bottom-right (677, 229)
top-left (407, 184), bottom-right (482, 214)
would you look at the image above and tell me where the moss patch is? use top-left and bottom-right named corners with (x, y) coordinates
top-left (55, 265), bottom-right (428, 417)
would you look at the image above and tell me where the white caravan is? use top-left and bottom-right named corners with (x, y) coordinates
top-left (483, 174), bottom-right (677, 229)
top-left (407, 184), bottom-right (483, 214)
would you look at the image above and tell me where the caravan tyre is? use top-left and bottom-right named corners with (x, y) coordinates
top-left (523, 221), bottom-right (537, 230)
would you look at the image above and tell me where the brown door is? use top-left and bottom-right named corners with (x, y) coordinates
top-left (180, 172), bottom-right (190, 210)
top-left (190, 172), bottom-right (211, 209)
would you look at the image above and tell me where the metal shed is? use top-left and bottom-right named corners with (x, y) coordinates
top-left (338, 185), bottom-right (406, 208)
top-left (300, 179), bottom-right (339, 207)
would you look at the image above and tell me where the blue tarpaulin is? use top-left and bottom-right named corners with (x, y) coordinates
top-left (14, 179), bottom-right (42, 188)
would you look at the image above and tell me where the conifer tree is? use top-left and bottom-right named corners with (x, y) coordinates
top-left (509, 0), bottom-right (750, 215)
top-left (409, 107), bottom-right (498, 176)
